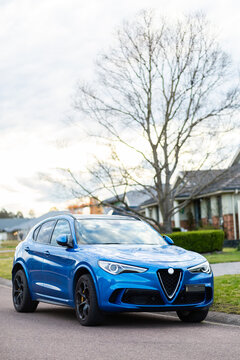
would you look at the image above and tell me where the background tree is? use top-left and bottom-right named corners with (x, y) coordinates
top-left (66, 10), bottom-right (240, 232)
top-left (28, 209), bottom-right (35, 218)
top-left (0, 208), bottom-right (23, 218)
top-left (16, 211), bottom-right (23, 218)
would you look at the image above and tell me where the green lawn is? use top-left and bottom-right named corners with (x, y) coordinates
top-left (0, 253), bottom-right (14, 280)
top-left (204, 248), bottom-right (240, 264)
top-left (212, 275), bottom-right (240, 315)
top-left (0, 240), bottom-right (20, 250)
top-left (0, 242), bottom-right (16, 280)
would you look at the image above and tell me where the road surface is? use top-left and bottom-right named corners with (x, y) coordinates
top-left (0, 284), bottom-right (239, 360)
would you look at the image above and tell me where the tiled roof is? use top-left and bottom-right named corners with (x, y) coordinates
top-left (103, 190), bottom-right (153, 208)
top-left (1, 211), bottom-right (71, 233)
top-left (0, 218), bottom-right (30, 232)
top-left (14, 211), bottom-right (71, 232)
top-left (175, 164), bottom-right (240, 199)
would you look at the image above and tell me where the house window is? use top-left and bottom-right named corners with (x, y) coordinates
top-left (148, 208), bottom-right (153, 218)
top-left (194, 199), bottom-right (201, 226)
top-left (156, 206), bottom-right (160, 222)
top-left (217, 196), bottom-right (223, 226)
top-left (206, 198), bottom-right (212, 224)
top-left (217, 196), bottom-right (222, 217)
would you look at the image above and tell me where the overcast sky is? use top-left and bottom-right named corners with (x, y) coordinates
top-left (1, 0), bottom-right (240, 217)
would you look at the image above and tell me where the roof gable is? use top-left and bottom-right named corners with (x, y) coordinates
top-left (230, 147), bottom-right (240, 166)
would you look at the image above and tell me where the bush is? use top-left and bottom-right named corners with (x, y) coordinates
top-left (172, 227), bottom-right (181, 232)
top-left (165, 230), bottom-right (224, 253)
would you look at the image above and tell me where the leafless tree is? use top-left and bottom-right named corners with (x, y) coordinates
top-left (67, 10), bottom-right (240, 233)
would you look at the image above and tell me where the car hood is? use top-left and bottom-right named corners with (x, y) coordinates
top-left (78, 244), bottom-right (205, 265)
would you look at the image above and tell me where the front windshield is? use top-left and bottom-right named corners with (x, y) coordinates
top-left (76, 219), bottom-right (167, 245)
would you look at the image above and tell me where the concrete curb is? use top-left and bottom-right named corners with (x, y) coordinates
top-left (212, 262), bottom-right (240, 276)
top-left (1, 277), bottom-right (239, 326)
top-left (162, 310), bottom-right (240, 326)
top-left (0, 250), bottom-right (15, 253)
top-left (206, 311), bottom-right (240, 326)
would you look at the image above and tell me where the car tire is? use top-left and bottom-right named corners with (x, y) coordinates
top-left (75, 274), bottom-right (104, 326)
top-left (176, 309), bottom-right (209, 323)
top-left (12, 269), bottom-right (39, 313)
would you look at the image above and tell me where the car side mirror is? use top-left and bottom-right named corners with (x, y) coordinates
top-left (56, 235), bottom-right (69, 247)
top-left (163, 235), bottom-right (174, 245)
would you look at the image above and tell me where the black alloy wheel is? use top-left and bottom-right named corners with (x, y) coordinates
top-left (12, 269), bottom-right (38, 312)
top-left (13, 273), bottom-right (24, 307)
top-left (176, 308), bottom-right (209, 323)
top-left (75, 274), bottom-right (103, 326)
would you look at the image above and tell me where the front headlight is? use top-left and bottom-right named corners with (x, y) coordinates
top-left (98, 261), bottom-right (148, 275)
top-left (188, 261), bottom-right (212, 274)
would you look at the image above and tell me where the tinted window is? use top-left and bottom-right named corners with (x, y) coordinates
top-left (76, 219), bottom-right (167, 245)
top-left (51, 220), bottom-right (72, 246)
top-left (75, 220), bottom-right (83, 244)
top-left (33, 226), bottom-right (41, 241)
top-left (36, 221), bottom-right (55, 244)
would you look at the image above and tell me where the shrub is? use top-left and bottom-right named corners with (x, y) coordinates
top-left (172, 227), bottom-right (181, 232)
top-left (165, 230), bottom-right (224, 253)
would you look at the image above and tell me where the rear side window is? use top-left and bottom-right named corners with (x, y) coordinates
top-left (33, 226), bottom-right (41, 241)
top-left (36, 221), bottom-right (55, 244)
top-left (51, 220), bottom-right (72, 246)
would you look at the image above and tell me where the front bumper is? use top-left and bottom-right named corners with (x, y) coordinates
top-left (95, 265), bottom-right (213, 312)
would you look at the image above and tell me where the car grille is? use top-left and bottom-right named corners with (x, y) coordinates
top-left (121, 289), bottom-right (165, 305)
top-left (157, 269), bottom-right (182, 300)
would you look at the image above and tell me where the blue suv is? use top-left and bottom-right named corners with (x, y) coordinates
top-left (12, 214), bottom-right (213, 325)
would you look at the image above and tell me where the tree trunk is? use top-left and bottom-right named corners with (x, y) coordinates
top-left (162, 216), bottom-right (172, 234)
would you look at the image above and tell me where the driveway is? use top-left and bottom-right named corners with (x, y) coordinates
top-left (0, 284), bottom-right (239, 360)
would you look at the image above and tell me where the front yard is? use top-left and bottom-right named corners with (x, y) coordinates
top-left (204, 247), bottom-right (240, 264)
top-left (0, 240), bottom-right (19, 250)
top-left (0, 240), bottom-right (16, 280)
top-left (0, 252), bottom-right (14, 280)
top-left (211, 275), bottom-right (240, 315)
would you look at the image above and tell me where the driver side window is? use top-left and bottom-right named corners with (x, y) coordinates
top-left (51, 219), bottom-right (72, 246)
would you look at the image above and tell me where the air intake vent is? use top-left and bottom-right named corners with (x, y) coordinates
top-left (121, 289), bottom-right (165, 305)
top-left (157, 269), bottom-right (182, 300)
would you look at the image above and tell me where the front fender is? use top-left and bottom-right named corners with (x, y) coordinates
top-left (72, 263), bottom-right (100, 306)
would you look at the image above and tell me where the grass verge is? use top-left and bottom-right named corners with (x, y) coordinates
top-left (212, 275), bottom-right (240, 315)
top-left (0, 240), bottom-right (20, 251)
top-left (204, 248), bottom-right (240, 264)
top-left (0, 254), bottom-right (14, 280)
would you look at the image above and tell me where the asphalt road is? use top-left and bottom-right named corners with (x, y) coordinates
top-left (0, 284), bottom-right (239, 360)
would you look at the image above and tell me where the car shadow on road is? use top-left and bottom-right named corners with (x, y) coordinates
top-left (35, 304), bottom-right (205, 328)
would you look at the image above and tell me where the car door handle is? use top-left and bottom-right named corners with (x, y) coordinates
top-left (24, 246), bottom-right (30, 253)
top-left (44, 250), bottom-right (50, 257)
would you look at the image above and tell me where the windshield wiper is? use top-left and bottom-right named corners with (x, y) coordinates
top-left (97, 242), bottom-right (122, 244)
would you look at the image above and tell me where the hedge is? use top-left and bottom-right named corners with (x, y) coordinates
top-left (165, 230), bottom-right (224, 253)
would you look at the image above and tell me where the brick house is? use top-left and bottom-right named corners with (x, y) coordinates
top-left (67, 197), bottom-right (103, 215)
top-left (173, 152), bottom-right (240, 240)
top-left (141, 150), bottom-right (240, 240)
top-left (0, 218), bottom-right (30, 240)
top-left (102, 150), bottom-right (240, 240)
top-left (103, 190), bottom-right (152, 215)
